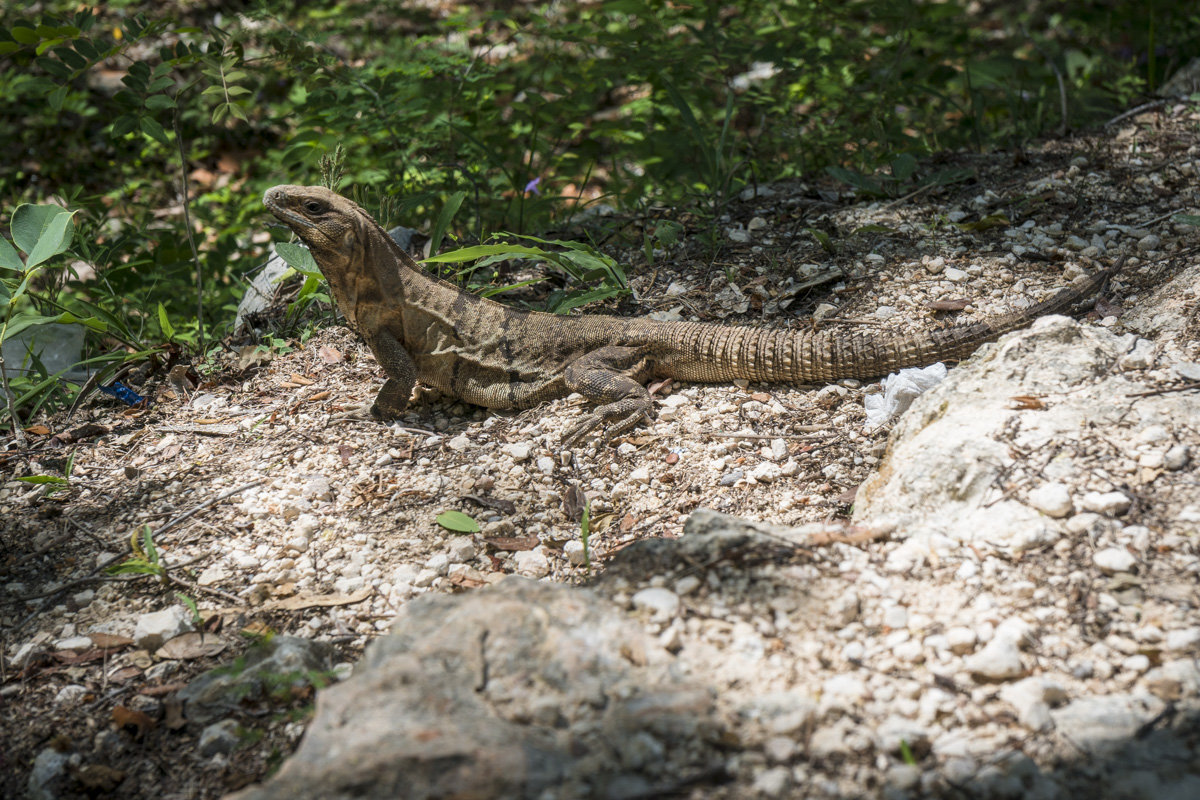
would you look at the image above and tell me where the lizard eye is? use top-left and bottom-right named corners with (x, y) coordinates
top-left (304, 200), bottom-right (325, 214)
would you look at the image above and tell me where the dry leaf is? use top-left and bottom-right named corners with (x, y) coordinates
top-left (111, 706), bottom-right (155, 737)
top-left (318, 345), bottom-right (344, 363)
top-left (836, 484), bottom-right (859, 505)
top-left (929, 298), bottom-right (969, 311)
top-left (619, 513), bottom-right (637, 533)
top-left (106, 666), bottom-right (142, 683)
top-left (448, 572), bottom-right (486, 589)
top-left (484, 535), bottom-right (540, 552)
top-left (88, 633), bottom-right (134, 649)
top-left (74, 764), bottom-right (126, 791)
top-left (290, 373), bottom-right (315, 385)
top-left (561, 483), bottom-right (587, 522)
top-left (24, 424), bottom-right (52, 435)
top-left (307, 391), bottom-right (331, 403)
top-left (156, 633), bottom-right (227, 660)
top-left (1009, 395), bottom-right (1046, 410)
top-left (164, 694), bottom-right (186, 731)
top-left (264, 587), bottom-right (372, 611)
top-left (750, 392), bottom-right (771, 402)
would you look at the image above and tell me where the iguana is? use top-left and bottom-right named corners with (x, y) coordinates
top-left (264, 185), bottom-right (1118, 445)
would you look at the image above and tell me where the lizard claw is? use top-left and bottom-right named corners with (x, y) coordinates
top-left (561, 399), bottom-right (653, 447)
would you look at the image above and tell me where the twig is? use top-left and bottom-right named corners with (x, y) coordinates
top-left (1126, 381), bottom-right (1200, 398)
top-left (174, 109), bottom-right (205, 350)
top-left (12, 481), bottom-right (264, 631)
top-left (697, 428), bottom-right (827, 440)
top-left (157, 478), bottom-right (266, 539)
top-left (168, 573), bottom-right (242, 605)
top-left (1105, 99), bottom-right (1168, 128)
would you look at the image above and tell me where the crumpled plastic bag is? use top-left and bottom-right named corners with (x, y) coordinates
top-left (863, 362), bottom-right (948, 428)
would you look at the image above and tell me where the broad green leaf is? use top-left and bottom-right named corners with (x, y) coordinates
top-left (145, 93), bottom-right (175, 110)
top-left (9, 26), bottom-right (38, 45)
top-left (11, 204), bottom-right (76, 268)
top-left (157, 302), bottom-right (175, 339)
top-left (435, 510), bottom-right (480, 533)
top-left (54, 311), bottom-right (107, 332)
top-left (0, 237), bottom-right (21, 271)
top-left (55, 45), bottom-right (88, 70)
top-left (110, 114), bottom-right (138, 138)
top-left (49, 85), bottom-right (68, 112)
top-left (35, 55), bottom-right (72, 78)
top-left (274, 241), bottom-right (317, 271)
top-left (0, 42), bottom-right (19, 55)
top-left (1, 312), bottom-right (66, 343)
top-left (140, 116), bottom-right (169, 145)
top-left (73, 37), bottom-right (99, 60)
top-left (891, 153), bottom-right (918, 182)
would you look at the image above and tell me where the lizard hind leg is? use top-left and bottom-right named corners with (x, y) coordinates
top-left (561, 347), bottom-right (655, 446)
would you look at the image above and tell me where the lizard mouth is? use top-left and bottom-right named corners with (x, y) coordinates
top-left (262, 188), bottom-right (315, 231)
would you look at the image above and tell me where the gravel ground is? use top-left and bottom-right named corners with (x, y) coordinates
top-left (2, 100), bottom-right (1199, 799)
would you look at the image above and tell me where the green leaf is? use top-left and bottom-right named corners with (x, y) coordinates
top-left (891, 153), bottom-right (918, 182)
top-left (145, 93), bottom-right (175, 110)
top-left (140, 116), bottom-right (169, 145)
top-left (1173, 214), bottom-right (1200, 227)
top-left (17, 475), bottom-right (69, 485)
top-left (423, 243), bottom-right (547, 264)
top-left (805, 227), bottom-right (834, 253)
top-left (955, 214), bottom-right (1010, 232)
top-left (274, 242), bottom-right (317, 271)
top-left (0, 237), bottom-right (22, 271)
top-left (110, 114), bottom-right (138, 138)
top-left (1, 312), bottom-right (67, 343)
top-left (227, 102), bottom-right (248, 122)
top-left (0, 42), bottom-right (19, 55)
top-left (429, 191), bottom-right (467, 256)
top-left (157, 302), bottom-right (175, 339)
top-left (55, 45), bottom-right (88, 70)
top-left (10, 26), bottom-right (38, 45)
top-left (551, 286), bottom-right (623, 313)
top-left (49, 85), bottom-right (68, 112)
top-left (147, 76), bottom-right (174, 93)
top-left (11, 204), bottom-right (76, 268)
top-left (35, 55), bottom-right (72, 78)
top-left (36, 37), bottom-right (64, 56)
top-left (73, 37), bottom-right (99, 60)
top-left (435, 510), bottom-right (480, 533)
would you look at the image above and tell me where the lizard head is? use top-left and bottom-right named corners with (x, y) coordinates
top-left (263, 185), bottom-right (369, 270)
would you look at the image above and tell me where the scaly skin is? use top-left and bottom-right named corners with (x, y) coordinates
top-left (264, 185), bottom-right (1118, 444)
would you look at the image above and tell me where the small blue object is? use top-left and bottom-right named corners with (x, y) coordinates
top-left (99, 382), bottom-right (145, 407)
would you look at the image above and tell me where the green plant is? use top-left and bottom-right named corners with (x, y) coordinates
top-left (107, 525), bottom-right (168, 581)
top-left (16, 447), bottom-right (75, 497)
top-left (436, 510), bottom-right (480, 534)
top-left (425, 235), bottom-right (629, 313)
top-left (579, 498), bottom-right (592, 575)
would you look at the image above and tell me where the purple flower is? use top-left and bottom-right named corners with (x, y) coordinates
top-left (524, 177), bottom-right (541, 195)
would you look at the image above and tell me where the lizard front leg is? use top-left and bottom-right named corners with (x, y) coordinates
top-left (364, 328), bottom-right (417, 420)
top-left (560, 346), bottom-right (655, 446)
